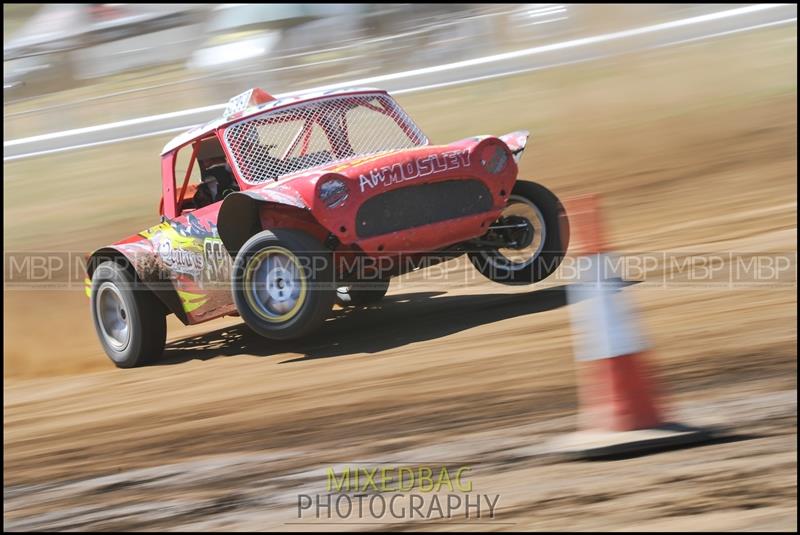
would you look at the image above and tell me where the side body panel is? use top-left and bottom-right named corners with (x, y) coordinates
top-left (89, 204), bottom-right (236, 325)
top-left (138, 203), bottom-right (236, 324)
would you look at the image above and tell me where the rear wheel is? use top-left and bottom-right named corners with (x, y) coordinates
top-left (469, 180), bottom-right (569, 285)
top-left (91, 261), bottom-right (167, 368)
top-left (232, 229), bottom-right (335, 340)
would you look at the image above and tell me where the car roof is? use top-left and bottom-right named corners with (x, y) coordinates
top-left (160, 87), bottom-right (389, 156)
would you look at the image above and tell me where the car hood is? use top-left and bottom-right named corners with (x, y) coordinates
top-left (238, 130), bottom-right (527, 206)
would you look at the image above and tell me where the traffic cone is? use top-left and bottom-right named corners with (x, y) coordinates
top-left (550, 194), bottom-right (713, 458)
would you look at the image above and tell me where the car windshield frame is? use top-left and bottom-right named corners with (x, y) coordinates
top-left (220, 91), bottom-right (428, 185)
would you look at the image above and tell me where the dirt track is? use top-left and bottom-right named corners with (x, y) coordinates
top-left (3, 29), bottom-right (797, 531)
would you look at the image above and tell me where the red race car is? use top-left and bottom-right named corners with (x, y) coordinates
top-left (87, 87), bottom-right (569, 368)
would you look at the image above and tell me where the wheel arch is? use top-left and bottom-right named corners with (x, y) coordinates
top-left (218, 191), bottom-right (328, 258)
top-left (86, 246), bottom-right (187, 324)
top-left (86, 246), bottom-right (137, 280)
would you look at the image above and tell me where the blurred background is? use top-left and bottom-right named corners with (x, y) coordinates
top-left (4, 4), bottom-right (797, 531)
top-left (4, 2), bottom-right (575, 136)
top-left (5, 4), bottom-right (792, 140)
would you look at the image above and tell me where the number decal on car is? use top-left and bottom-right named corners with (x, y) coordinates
top-left (203, 238), bottom-right (230, 283)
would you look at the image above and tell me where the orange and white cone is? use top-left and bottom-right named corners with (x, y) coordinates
top-left (551, 194), bottom-right (711, 458)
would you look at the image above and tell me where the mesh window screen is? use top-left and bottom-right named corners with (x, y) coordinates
top-left (223, 93), bottom-right (427, 184)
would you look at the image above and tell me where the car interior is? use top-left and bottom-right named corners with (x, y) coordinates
top-left (178, 136), bottom-right (240, 213)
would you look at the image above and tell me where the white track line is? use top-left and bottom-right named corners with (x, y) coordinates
top-left (3, 126), bottom-right (200, 161)
top-left (3, 104), bottom-right (225, 148)
top-left (391, 55), bottom-right (612, 96)
top-left (648, 15), bottom-right (796, 48)
top-left (3, 5), bottom-right (793, 162)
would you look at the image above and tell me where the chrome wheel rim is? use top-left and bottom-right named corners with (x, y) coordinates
top-left (96, 282), bottom-right (131, 351)
top-left (488, 194), bottom-right (547, 271)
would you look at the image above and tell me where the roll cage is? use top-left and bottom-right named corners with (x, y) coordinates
top-left (160, 90), bottom-right (427, 219)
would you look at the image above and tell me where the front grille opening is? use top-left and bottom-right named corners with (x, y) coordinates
top-left (356, 179), bottom-right (493, 238)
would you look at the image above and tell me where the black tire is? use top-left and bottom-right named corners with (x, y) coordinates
top-left (232, 229), bottom-right (335, 340)
top-left (469, 180), bottom-right (569, 285)
top-left (336, 279), bottom-right (391, 306)
top-left (91, 261), bottom-right (167, 368)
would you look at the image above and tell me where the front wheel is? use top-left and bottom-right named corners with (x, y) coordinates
top-left (232, 229), bottom-right (335, 340)
top-left (469, 180), bottom-right (569, 285)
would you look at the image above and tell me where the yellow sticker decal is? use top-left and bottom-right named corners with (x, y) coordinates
top-left (177, 289), bottom-right (209, 313)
